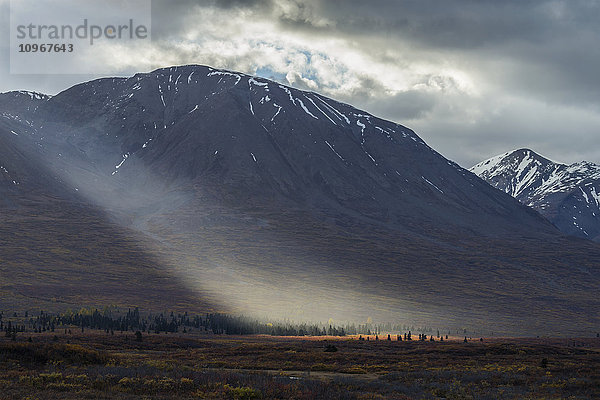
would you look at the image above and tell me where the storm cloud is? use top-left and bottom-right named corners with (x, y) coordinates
top-left (1, 0), bottom-right (599, 167)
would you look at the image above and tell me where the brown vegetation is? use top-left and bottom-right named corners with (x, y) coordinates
top-left (1, 331), bottom-right (599, 399)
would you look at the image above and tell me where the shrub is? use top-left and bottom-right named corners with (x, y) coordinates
top-left (311, 363), bottom-right (336, 371)
top-left (324, 344), bottom-right (338, 352)
top-left (179, 377), bottom-right (195, 390)
top-left (0, 343), bottom-right (108, 366)
top-left (341, 366), bottom-right (368, 374)
top-left (224, 384), bottom-right (262, 399)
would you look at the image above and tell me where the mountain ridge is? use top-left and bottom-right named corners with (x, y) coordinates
top-left (25, 64), bottom-right (554, 235)
top-left (470, 148), bottom-right (600, 241)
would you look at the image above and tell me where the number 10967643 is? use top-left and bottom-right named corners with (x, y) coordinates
top-left (18, 43), bottom-right (73, 52)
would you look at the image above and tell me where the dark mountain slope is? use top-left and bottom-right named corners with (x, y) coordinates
top-left (33, 65), bottom-right (554, 236)
top-left (0, 122), bottom-right (219, 314)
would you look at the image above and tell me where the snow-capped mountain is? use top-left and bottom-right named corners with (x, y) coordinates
top-left (1, 65), bottom-right (600, 335)
top-left (470, 149), bottom-right (600, 241)
top-left (11, 64), bottom-right (553, 234)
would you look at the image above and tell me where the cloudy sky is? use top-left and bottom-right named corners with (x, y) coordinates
top-left (1, 0), bottom-right (599, 167)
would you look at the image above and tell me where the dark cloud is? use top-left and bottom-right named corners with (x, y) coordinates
top-left (363, 90), bottom-right (438, 121)
top-left (292, 0), bottom-right (598, 47)
top-left (212, 0), bottom-right (272, 8)
top-left (152, 0), bottom-right (271, 11)
top-left (327, 74), bottom-right (438, 121)
top-left (411, 97), bottom-right (600, 168)
top-left (150, 0), bottom-right (274, 38)
top-left (264, 0), bottom-right (600, 165)
top-left (267, 0), bottom-right (600, 107)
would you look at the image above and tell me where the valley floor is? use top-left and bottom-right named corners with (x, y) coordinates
top-left (1, 331), bottom-right (599, 399)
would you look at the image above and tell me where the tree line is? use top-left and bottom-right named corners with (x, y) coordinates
top-left (1, 309), bottom-right (470, 339)
top-left (1, 309), bottom-right (349, 337)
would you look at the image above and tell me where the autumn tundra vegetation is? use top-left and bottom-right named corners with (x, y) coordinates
top-left (1, 307), bottom-right (599, 399)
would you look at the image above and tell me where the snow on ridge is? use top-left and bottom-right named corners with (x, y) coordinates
top-left (111, 153), bottom-right (130, 175)
top-left (277, 85), bottom-right (319, 119)
top-left (207, 70), bottom-right (242, 85)
top-left (590, 186), bottom-right (600, 207)
top-left (279, 85), bottom-right (296, 105)
top-left (271, 104), bottom-right (282, 122)
top-left (469, 151), bottom-right (512, 176)
top-left (157, 83), bottom-right (166, 107)
top-left (249, 77), bottom-right (268, 87)
top-left (580, 187), bottom-right (590, 204)
top-left (356, 120), bottom-right (366, 133)
top-left (470, 149), bottom-right (548, 175)
top-left (122, 66), bottom-right (423, 145)
top-left (514, 151), bottom-right (535, 178)
top-left (296, 98), bottom-right (318, 119)
top-left (304, 95), bottom-right (337, 125)
top-left (422, 176), bottom-right (444, 194)
top-left (0, 165), bottom-right (13, 185)
top-left (364, 150), bottom-right (377, 164)
top-left (567, 161), bottom-right (600, 178)
top-left (16, 90), bottom-right (51, 100)
top-left (314, 96), bottom-right (350, 124)
top-left (324, 140), bottom-right (345, 161)
top-left (513, 162), bottom-right (538, 197)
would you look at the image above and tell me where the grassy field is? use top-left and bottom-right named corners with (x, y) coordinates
top-left (1, 330), bottom-right (599, 399)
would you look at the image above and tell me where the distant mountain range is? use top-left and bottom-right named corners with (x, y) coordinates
top-left (471, 149), bottom-right (600, 242)
top-left (1, 65), bottom-right (599, 335)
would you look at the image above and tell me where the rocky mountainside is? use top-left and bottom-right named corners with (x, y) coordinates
top-left (471, 149), bottom-right (600, 241)
top-left (21, 65), bottom-right (553, 235)
top-left (1, 65), bottom-right (599, 335)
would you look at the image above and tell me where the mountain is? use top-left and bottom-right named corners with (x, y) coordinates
top-left (470, 149), bottom-right (600, 242)
top-left (1, 65), bottom-right (600, 336)
top-left (26, 65), bottom-right (552, 235)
